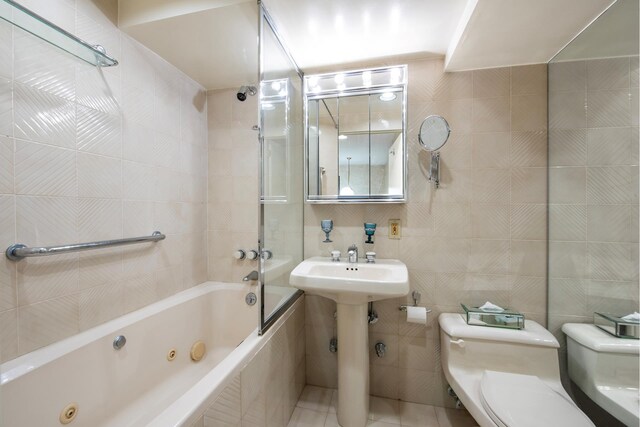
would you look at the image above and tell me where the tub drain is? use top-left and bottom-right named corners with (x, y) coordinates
top-left (59, 403), bottom-right (78, 424)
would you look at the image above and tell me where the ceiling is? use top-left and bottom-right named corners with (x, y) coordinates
top-left (119, 0), bottom-right (620, 90)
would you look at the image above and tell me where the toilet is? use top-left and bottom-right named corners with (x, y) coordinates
top-left (563, 323), bottom-right (640, 427)
top-left (439, 313), bottom-right (594, 427)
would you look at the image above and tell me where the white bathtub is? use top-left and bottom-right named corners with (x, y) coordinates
top-left (1, 281), bottom-right (298, 427)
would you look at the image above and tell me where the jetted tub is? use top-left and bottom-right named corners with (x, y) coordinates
top-left (1, 281), bottom-right (297, 426)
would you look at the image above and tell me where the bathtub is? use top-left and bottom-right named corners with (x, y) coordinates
top-left (1, 281), bottom-right (300, 427)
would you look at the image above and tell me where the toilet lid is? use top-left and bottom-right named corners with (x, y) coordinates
top-left (480, 371), bottom-right (594, 427)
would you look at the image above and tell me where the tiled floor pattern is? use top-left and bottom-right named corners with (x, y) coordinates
top-left (289, 386), bottom-right (479, 427)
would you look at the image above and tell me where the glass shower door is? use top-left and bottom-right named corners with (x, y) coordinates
top-left (258, 4), bottom-right (304, 333)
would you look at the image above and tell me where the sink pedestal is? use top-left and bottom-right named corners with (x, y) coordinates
top-left (337, 303), bottom-right (369, 427)
top-left (289, 257), bottom-right (409, 427)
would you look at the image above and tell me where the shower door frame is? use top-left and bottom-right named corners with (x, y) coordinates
top-left (257, 1), bottom-right (304, 335)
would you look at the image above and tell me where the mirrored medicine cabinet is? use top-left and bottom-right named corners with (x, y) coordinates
top-left (305, 66), bottom-right (407, 203)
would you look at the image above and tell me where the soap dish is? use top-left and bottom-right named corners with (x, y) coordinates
top-left (461, 304), bottom-right (525, 330)
top-left (594, 312), bottom-right (639, 339)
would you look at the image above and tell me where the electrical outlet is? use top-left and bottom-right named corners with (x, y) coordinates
top-left (388, 219), bottom-right (401, 239)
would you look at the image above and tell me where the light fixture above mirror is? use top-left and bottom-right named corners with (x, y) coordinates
top-left (305, 65), bottom-right (407, 203)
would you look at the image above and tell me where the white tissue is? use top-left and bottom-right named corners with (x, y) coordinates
top-left (406, 306), bottom-right (428, 324)
top-left (478, 301), bottom-right (504, 313)
top-left (621, 312), bottom-right (640, 322)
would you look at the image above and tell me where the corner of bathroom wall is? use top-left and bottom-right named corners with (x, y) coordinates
top-left (0, 0), bottom-right (208, 361)
top-left (206, 89), bottom-right (260, 284)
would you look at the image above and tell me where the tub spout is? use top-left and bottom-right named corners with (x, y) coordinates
top-left (243, 270), bottom-right (259, 282)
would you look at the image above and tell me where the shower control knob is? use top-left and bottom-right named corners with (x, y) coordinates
top-left (247, 250), bottom-right (259, 260)
top-left (234, 250), bottom-right (246, 260)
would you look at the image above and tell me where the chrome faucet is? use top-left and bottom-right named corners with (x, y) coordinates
top-left (347, 244), bottom-right (358, 263)
top-left (242, 270), bottom-right (259, 281)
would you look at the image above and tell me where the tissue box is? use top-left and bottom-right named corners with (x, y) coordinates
top-left (594, 312), bottom-right (640, 339)
top-left (461, 304), bottom-right (525, 330)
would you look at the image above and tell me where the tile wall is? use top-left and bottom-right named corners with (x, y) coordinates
top-left (190, 296), bottom-right (306, 427)
top-left (0, 0), bottom-right (208, 361)
top-left (206, 89), bottom-right (260, 283)
top-left (304, 58), bottom-right (548, 407)
top-left (547, 57), bottom-right (639, 360)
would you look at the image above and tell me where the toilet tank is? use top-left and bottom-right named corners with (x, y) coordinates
top-left (562, 323), bottom-right (639, 390)
top-left (439, 313), bottom-right (561, 381)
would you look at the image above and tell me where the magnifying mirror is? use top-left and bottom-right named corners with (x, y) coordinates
top-left (418, 115), bottom-right (450, 152)
top-left (417, 115), bottom-right (450, 188)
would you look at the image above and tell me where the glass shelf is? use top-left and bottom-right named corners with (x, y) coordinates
top-left (0, 0), bottom-right (118, 67)
top-left (461, 303), bottom-right (525, 330)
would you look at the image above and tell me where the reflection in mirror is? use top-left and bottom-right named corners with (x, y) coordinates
top-left (305, 66), bottom-right (407, 203)
top-left (261, 78), bottom-right (288, 201)
top-left (548, 0), bottom-right (639, 425)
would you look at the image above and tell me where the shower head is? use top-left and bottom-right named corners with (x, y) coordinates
top-left (237, 85), bottom-right (257, 101)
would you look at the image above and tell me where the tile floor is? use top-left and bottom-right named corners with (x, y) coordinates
top-left (288, 386), bottom-right (479, 427)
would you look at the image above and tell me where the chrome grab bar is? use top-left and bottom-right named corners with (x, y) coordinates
top-left (5, 231), bottom-right (166, 261)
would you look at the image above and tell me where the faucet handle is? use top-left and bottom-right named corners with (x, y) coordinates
top-left (330, 250), bottom-right (341, 262)
top-left (366, 252), bottom-right (376, 263)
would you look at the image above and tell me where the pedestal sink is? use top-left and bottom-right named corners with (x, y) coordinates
top-left (290, 256), bottom-right (409, 427)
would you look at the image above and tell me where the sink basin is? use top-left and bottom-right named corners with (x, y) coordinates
top-left (290, 256), bottom-right (409, 305)
top-left (290, 256), bottom-right (409, 427)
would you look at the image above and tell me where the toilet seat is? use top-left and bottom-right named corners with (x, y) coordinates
top-left (480, 371), bottom-right (594, 427)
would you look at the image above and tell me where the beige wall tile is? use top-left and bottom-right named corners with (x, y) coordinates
top-left (18, 295), bottom-right (79, 354)
top-left (548, 129), bottom-right (586, 166)
top-left (587, 90), bottom-right (633, 128)
top-left (15, 140), bottom-right (76, 196)
top-left (512, 64), bottom-right (547, 96)
top-left (473, 68), bottom-right (510, 98)
top-left (14, 83), bottom-right (76, 147)
top-left (0, 136), bottom-right (13, 193)
top-left (511, 131), bottom-right (547, 167)
top-left (549, 167), bottom-right (586, 204)
top-left (0, 77), bottom-right (11, 137)
top-left (549, 61), bottom-right (586, 93)
top-left (472, 97), bottom-right (510, 133)
top-left (549, 204), bottom-right (587, 242)
top-left (2, 1), bottom-right (208, 359)
top-left (511, 167), bottom-right (547, 204)
top-left (0, 309), bottom-right (18, 362)
top-left (472, 132), bottom-right (510, 168)
top-left (511, 204), bottom-right (546, 240)
top-left (471, 203), bottom-right (509, 239)
top-left (549, 241), bottom-right (587, 279)
top-left (512, 94), bottom-right (547, 131)
top-left (587, 57), bottom-right (630, 91)
top-left (548, 91), bottom-right (586, 130)
top-left (472, 169), bottom-right (510, 204)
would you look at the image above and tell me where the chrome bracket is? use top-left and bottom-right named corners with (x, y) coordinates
top-left (428, 152), bottom-right (440, 188)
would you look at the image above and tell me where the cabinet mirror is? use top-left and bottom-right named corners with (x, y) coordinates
top-left (305, 66), bottom-right (407, 203)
